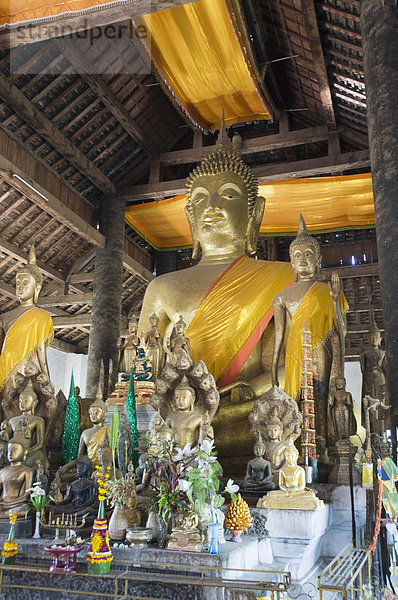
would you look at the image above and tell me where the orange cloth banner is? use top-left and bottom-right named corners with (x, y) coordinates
top-left (0, 307), bottom-right (53, 389)
top-left (284, 282), bottom-right (348, 403)
top-left (125, 173), bottom-right (375, 249)
top-left (0, 0), bottom-right (127, 27)
top-left (186, 255), bottom-right (294, 386)
top-left (135, 0), bottom-right (272, 130)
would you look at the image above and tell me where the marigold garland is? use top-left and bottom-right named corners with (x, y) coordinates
top-left (87, 467), bottom-right (112, 573)
top-left (2, 510), bottom-right (18, 562)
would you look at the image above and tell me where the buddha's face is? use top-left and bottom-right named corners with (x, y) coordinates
top-left (268, 423), bottom-right (282, 442)
top-left (369, 332), bottom-right (381, 347)
top-left (8, 442), bottom-right (24, 463)
top-left (335, 378), bottom-right (345, 390)
top-left (19, 391), bottom-right (37, 413)
top-left (285, 450), bottom-right (297, 467)
top-left (129, 321), bottom-right (138, 334)
top-left (76, 461), bottom-right (89, 478)
top-left (149, 316), bottom-right (159, 327)
top-left (290, 243), bottom-right (320, 280)
top-left (254, 443), bottom-right (265, 457)
top-left (74, 386), bottom-right (80, 396)
top-left (16, 272), bottom-right (39, 303)
top-left (189, 172), bottom-right (249, 252)
top-left (89, 405), bottom-right (105, 424)
top-left (174, 388), bottom-right (194, 411)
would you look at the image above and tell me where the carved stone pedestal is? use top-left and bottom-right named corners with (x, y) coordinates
top-left (328, 441), bottom-right (361, 486)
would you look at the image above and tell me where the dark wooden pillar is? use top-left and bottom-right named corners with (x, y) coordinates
top-left (86, 194), bottom-right (125, 398)
top-left (154, 250), bottom-right (177, 275)
top-left (361, 2), bottom-right (398, 433)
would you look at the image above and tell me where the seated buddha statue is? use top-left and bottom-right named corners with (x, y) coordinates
top-left (165, 377), bottom-right (206, 449)
top-left (263, 412), bottom-right (290, 472)
top-left (0, 246), bottom-right (53, 421)
top-left (243, 437), bottom-right (274, 492)
top-left (55, 456), bottom-right (96, 518)
top-left (5, 384), bottom-right (47, 470)
top-left (138, 128), bottom-right (294, 462)
top-left (0, 434), bottom-right (34, 518)
top-left (272, 214), bottom-right (348, 444)
top-left (257, 441), bottom-right (324, 510)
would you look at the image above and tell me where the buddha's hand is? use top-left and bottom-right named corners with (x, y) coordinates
top-left (328, 271), bottom-right (341, 303)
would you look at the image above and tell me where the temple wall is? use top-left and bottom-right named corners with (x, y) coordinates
top-left (47, 346), bottom-right (88, 398)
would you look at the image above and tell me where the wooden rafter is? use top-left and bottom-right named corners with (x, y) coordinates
top-left (0, 75), bottom-right (115, 194)
top-left (56, 38), bottom-right (158, 157)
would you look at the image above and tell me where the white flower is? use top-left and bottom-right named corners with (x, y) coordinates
top-left (224, 479), bottom-right (239, 494)
top-left (178, 479), bottom-right (191, 492)
top-left (200, 439), bottom-right (214, 454)
top-left (200, 464), bottom-right (213, 478)
top-left (198, 454), bottom-right (217, 469)
top-left (173, 442), bottom-right (194, 462)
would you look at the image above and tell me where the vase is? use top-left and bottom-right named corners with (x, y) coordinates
top-left (33, 511), bottom-right (41, 539)
top-left (157, 513), bottom-right (174, 549)
top-left (229, 529), bottom-right (244, 543)
top-left (109, 504), bottom-right (129, 541)
top-left (208, 523), bottom-right (219, 554)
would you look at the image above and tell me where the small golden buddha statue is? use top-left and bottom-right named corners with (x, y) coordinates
top-left (328, 376), bottom-right (356, 442)
top-left (0, 247), bottom-right (53, 420)
top-left (272, 214), bottom-right (348, 443)
top-left (167, 315), bottom-right (190, 365)
top-left (165, 377), bottom-right (206, 448)
top-left (248, 386), bottom-right (302, 472)
top-left (3, 384), bottom-right (47, 470)
top-left (118, 318), bottom-right (140, 375)
top-left (257, 441), bottom-right (324, 510)
top-left (167, 507), bottom-right (202, 552)
top-left (0, 433), bottom-right (34, 518)
top-left (144, 313), bottom-right (165, 380)
top-left (78, 397), bottom-right (109, 465)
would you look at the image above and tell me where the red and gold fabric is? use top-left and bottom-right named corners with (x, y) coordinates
top-left (0, 307), bottom-right (54, 390)
top-left (284, 282), bottom-right (349, 403)
top-left (186, 255), bottom-right (294, 386)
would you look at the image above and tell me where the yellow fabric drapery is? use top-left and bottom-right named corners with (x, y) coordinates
top-left (135, 0), bottom-right (272, 130)
top-left (284, 282), bottom-right (348, 403)
top-left (0, 0), bottom-right (127, 27)
top-left (186, 255), bottom-right (294, 386)
top-left (125, 173), bottom-right (375, 249)
top-left (0, 307), bottom-right (54, 389)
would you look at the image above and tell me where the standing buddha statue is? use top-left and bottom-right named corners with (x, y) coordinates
top-left (271, 214), bottom-right (348, 443)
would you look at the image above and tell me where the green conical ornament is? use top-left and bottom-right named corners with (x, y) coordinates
top-left (61, 371), bottom-right (80, 464)
top-left (126, 365), bottom-right (139, 468)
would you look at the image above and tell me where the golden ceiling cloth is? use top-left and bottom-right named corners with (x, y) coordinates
top-left (0, 307), bottom-right (53, 390)
top-left (125, 173), bottom-right (375, 249)
top-left (0, 0), bottom-right (132, 27)
top-left (284, 282), bottom-right (349, 403)
top-left (135, 0), bottom-right (272, 130)
top-left (186, 255), bottom-right (294, 387)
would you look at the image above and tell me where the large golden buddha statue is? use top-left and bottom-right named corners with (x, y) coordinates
top-left (271, 215), bottom-right (348, 443)
top-left (139, 131), bottom-right (294, 462)
top-left (0, 246), bottom-right (53, 419)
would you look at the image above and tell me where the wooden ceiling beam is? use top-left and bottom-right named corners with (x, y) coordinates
top-left (302, 0), bottom-right (336, 128)
top-left (123, 150), bottom-right (370, 201)
top-left (0, 75), bottom-right (115, 195)
top-left (56, 38), bottom-right (158, 157)
top-left (52, 314), bottom-right (92, 328)
top-left (39, 293), bottom-right (93, 307)
top-left (0, 234), bottom-right (65, 283)
top-left (157, 125), bottom-right (330, 167)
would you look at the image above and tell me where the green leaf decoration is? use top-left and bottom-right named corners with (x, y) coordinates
top-left (61, 370), bottom-right (80, 464)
